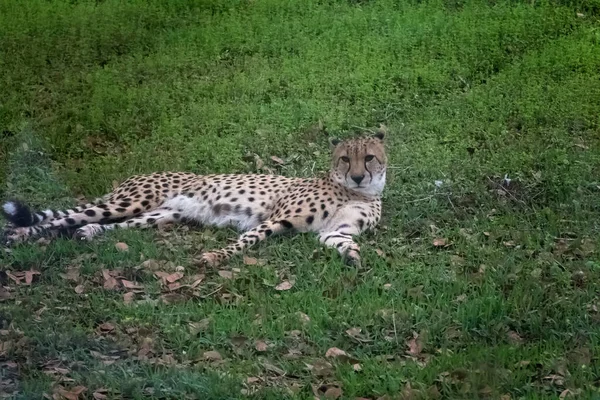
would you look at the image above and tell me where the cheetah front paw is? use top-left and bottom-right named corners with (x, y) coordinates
top-left (74, 224), bottom-right (103, 241)
top-left (343, 248), bottom-right (362, 268)
top-left (196, 251), bottom-right (228, 268)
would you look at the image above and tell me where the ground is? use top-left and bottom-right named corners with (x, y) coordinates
top-left (1, 0), bottom-right (600, 399)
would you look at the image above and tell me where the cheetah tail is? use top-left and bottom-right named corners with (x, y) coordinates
top-left (1, 199), bottom-right (100, 227)
top-left (2, 200), bottom-right (38, 227)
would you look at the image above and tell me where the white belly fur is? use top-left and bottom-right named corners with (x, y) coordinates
top-left (162, 195), bottom-right (258, 231)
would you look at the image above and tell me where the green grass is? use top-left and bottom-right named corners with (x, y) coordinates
top-left (1, 0), bottom-right (600, 398)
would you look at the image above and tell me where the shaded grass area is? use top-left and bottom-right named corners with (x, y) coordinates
top-left (1, 0), bottom-right (600, 398)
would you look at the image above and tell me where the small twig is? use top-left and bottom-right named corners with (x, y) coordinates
top-left (405, 195), bottom-right (434, 204)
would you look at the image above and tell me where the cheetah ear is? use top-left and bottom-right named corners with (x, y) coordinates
top-left (329, 137), bottom-right (342, 149)
top-left (373, 132), bottom-right (385, 141)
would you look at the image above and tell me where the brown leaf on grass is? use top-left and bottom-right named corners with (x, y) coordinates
top-left (121, 280), bottom-right (144, 290)
top-left (74, 285), bottom-right (85, 294)
top-left (406, 332), bottom-right (423, 356)
top-left (101, 270), bottom-right (118, 290)
top-left (165, 272), bottom-right (184, 283)
top-left (188, 274), bottom-right (205, 288)
top-left (123, 292), bottom-right (135, 305)
top-left (92, 388), bottom-right (109, 400)
top-left (275, 280), bottom-right (294, 291)
top-left (243, 255), bottom-right (260, 265)
top-left (218, 270), bottom-right (234, 279)
top-left (326, 347), bottom-right (348, 358)
top-left (326, 347), bottom-right (360, 364)
top-left (507, 331), bottom-right (523, 345)
top-left (297, 311), bottom-right (311, 324)
top-left (97, 323), bottom-right (115, 333)
top-left (0, 286), bottom-right (12, 301)
top-left (432, 238), bottom-right (449, 247)
top-left (345, 327), bottom-right (372, 343)
top-left (6, 272), bottom-right (22, 285)
top-left (254, 154), bottom-right (264, 170)
top-left (189, 319), bottom-right (210, 335)
top-left (24, 269), bottom-right (41, 285)
top-left (230, 335), bottom-right (247, 347)
top-left (60, 266), bottom-right (80, 282)
top-left (159, 293), bottom-right (187, 304)
top-left (203, 350), bottom-right (222, 361)
top-left (254, 340), bottom-right (268, 352)
top-left (54, 385), bottom-right (87, 400)
top-left (115, 242), bottom-right (129, 252)
top-left (375, 248), bottom-right (386, 257)
top-left (167, 283), bottom-right (183, 291)
top-left (324, 387), bottom-right (343, 399)
top-left (262, 361), bottom-right (285, 376)
top-left (270, 155), bottom-right (285, 165)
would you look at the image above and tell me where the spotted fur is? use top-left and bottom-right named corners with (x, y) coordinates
top-left (2, 133), bottom-right (387, 267)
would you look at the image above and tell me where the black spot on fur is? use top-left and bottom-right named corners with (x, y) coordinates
top-left (66, 218), bottom-right (76, 225)
top-left (357, 219), bottom-right (364, 229)
top-left (102, 211), bottom-right (112, 217)
top-left (84, 209), bottom-right (96, 217)
top-left (306, 216), bottom-right (314, 224)
top-left (280, 220), bottom-right (293, 229)
top-left (265, 229), bottom-right (273, 236)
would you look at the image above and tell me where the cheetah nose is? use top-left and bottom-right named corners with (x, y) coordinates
top-left (351, 175), bottom-right (364, 185)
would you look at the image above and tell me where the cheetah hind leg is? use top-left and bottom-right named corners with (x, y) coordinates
top-left (197, 220), bottom-right (292, 267)
top-left (74, 208), bottom-right (183, 240)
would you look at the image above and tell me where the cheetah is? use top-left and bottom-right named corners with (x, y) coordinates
top-left (2, 133), bottom-right (387, 267)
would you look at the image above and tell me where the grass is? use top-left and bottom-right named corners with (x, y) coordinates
top-left (1, 0), bottom-right (600, 398)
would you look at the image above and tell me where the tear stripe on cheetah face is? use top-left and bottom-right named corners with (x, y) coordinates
top-left (1, 133), bottom-right (387, 268)
top-left (330, 132), bottom-right (387, 197)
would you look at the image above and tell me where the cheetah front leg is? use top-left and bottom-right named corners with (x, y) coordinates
top-left (318, 225), bottom-right (362, 267)
top-left (317, 204), bottom-right (377, 267)
top-left (198, 220), bottom-right (293, 267)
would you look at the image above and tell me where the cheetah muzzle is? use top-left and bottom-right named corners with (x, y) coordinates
top-left (1, 133), bottom-right (387, 268)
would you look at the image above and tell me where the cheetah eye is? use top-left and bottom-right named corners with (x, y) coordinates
top-left (340, 156), bottom-right (350, 163)
top-left (365, 155), bottom-right (375, 162)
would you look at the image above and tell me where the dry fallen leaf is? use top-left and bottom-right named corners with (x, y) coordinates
top-left (189, 319), bottom-right (210, 335)
top-left (297, 311), bottom-right (311, 324)
top-left (275, 280), bottom-right (294, 291)
top-left (203, 350), bottom-right (222, 361)
top-left (123, 292), bottom-right (135, 305)
top-left (507, 331), bottom-right (523, 344)
top-left (24, 269), bottom-right (40, 285)
top-left (98, 322), bottom-right (115, 333)
top-left (243, 256), bottom-right (258, 265)
top-left (55, 385), bottom-right (87, 400)
top-left (74, 285), bottom-right (85, 294)
top-left (92, 388), bottom-right (108, 400)
top-left (432, 238), bottom-right (448, 247)
top-left (115, 242), bottom-right (129, 252)
top-left (165, 272), bottom-right (184, 283)
top-left (324, 387), bottom-right (343, 399)
top-left (325, 347), bottom-right (359, 363)
top-left (121, 280), bottom-right (144, 290)
top-left (407, 332), bottom-right (423, 356)
top-left (270, 156), bottom-right (285, 165)
top-left (218, 270), bottom-right (234, 279)
top-left (254, 340), bottom-right (268, 352)
top-left (101, 270), bottom-right (118, 290)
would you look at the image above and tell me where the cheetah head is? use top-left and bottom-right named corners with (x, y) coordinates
top-left (329, 132), bottom-right (387, 196)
